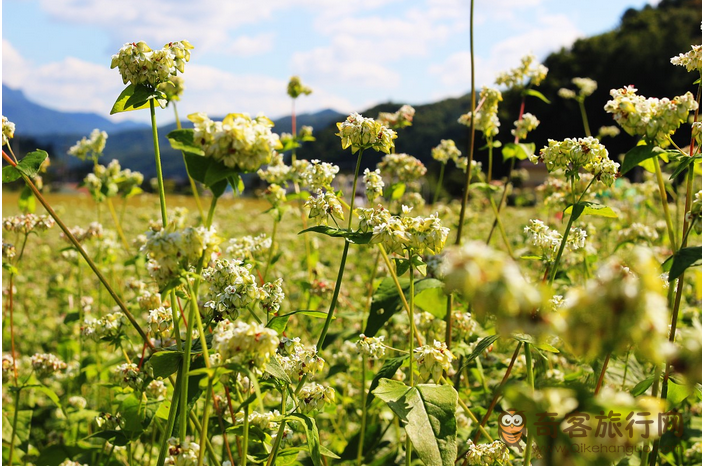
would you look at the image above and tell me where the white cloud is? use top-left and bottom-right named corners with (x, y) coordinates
top-left (229, 33), bottom-right (276, 57)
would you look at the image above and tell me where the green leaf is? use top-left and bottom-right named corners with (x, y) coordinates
top-left (166, 129), bottom-right (204, 155)
top-left (2, 165), bottom-right (20, 183)
top-left (299, 226), bottom-right (373, 244)
top-left (667, 380), bottom-right (693, 406)
top-left (459, 335), bottom-right (500, 370)
top-left (502, 142), bottom-right (535, 161)
top-left (620, 144), bottom-right (668, 175)
top-left (16, 150), bottom-right (48, 179)
top-left (110, 84), bottom-right (166, 114)
top-left (523, 88), bottom-right (551, 104)
top-left (265, 357), bottom-right (292, 384)
top-left (366, 356), bottom-right (409, 407)
top-left (669, 154), bottom-right (701, 180)
top-left (364, 277), bottom-right (444, 337)
top-left (630, 376), bottom-right (655, 397)
top-left (372, 379), bottom-right (458, 466)
top-left (390, 182), bottom-right (406, 200)
top-left (33, 385), bottom-right (62, 409)
top-left (18, 186), bottom-right (35, 214)
top-left (285, 413), bottom-right (322, 466)
top-left (145, 351), bottom-right (183, 379)
top-left (86, 430), bottom-right (129, 446)
top-left (564, 201), bottom-right (618, 221)
top-left (666, 246), bottom-right (702, 281)
top-left (266, 310), bottom-right (330, 334)
top-left (414, 286), bottom-right (447, 319)
top-left (229, 174), bottom-right (245, 195)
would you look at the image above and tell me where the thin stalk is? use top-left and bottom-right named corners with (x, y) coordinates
top-left (157, 370), bottom-right (182, 465)
top-left (488, 195), bottom-right (513, 258)
top-left (9, 273), bottom-right (18, 383)
top-left (433, 162), bottom-right (446, 205)
top-left (2, 151), bottom-right (153, 348)
top-left (8, 388), bottom-right (21, 466)
top-left (577, 100), bottom-right (591, 137)
top-left (178, 297), bottom-right (196, 440)
top-left (170, 289), bottom-right (183, 350)
top-left (357, 354), bottom-right (368, 465)
top-left (242, 403), bottom-right (250, 466)
top-left (594, 352), bottom-right (611, 395)
top-left (524, 344), bottom-right (534, 466)
top-left (106, 197), bottom-right (131, 251)
top-left (198, 379), bottom-right (213, 465)
top-left (486, 159), bottom-right (515, 243)
top-left (406, 258), bottom-right (416, 467)
top-left (487, 137), bottom-right (494, 182)
top-left (621, 348), bottom-right (632, 391)
top-left (173, 102), bottom-right (205, 221)
top-left (474, 341), bottom-right (522, 442)
top-left (653, 158), bottom-right (677, 252)
top-left (150, 99), bottom-right (168, 227)
top-left (262, 219), bottom-right (279, 286)
top-left (206, 196), bottom-right (218, 229)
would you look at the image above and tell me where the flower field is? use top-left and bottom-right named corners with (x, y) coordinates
top-left (1, 21), bottom-right (702, 467)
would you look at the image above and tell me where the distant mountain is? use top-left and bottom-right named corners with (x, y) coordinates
top-left (2, 84), bottom-right (148, 136)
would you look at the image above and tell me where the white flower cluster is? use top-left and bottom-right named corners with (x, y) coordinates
top-left (68, 129), bottom-right (108, 162)
top-left (671, 44), bottom-right (702, 72)
top-left (31, 353), bottom-right (67, 377)
top-left (68, 396), bottom-right (88, 410)
top-left (617, 223), bottom-right (659, 244)
top-left (59, 459), bottom-right (87, 466)
top-left (165, 437), bottom-right (200, 466)
top-left (2, 242), bottom-right (15, 260)
top-left (202, 259), bottom-right (262, 318)
top-left (81, 312), bottom-right (126, 342)
top-left (604, 86), bottom-right (699, 145)
top-left (260, 278), bottom-right (285, 314)
top-left (458, 87), bottom-right (503, 138)
top-left (83, 159), bottom-right (144, 202)
top-left (2, 353), bottom-right (17, 377)
top-left (61, 222), bottom-right (103, 243)
top-left (452, 311), bottom-right (477, 342)
top-left (235, 409), bottom-right (281, 430)
top-left (358, 205), bottom-right (449, 256)
top-left (114, 363), bottom-right (145, 390)
top-left (557, 247), bottom-right (672, 363)
top-left (336, 113), bottom-right (397, 154)
top-left (226, 234), bottom-right (272, 263)
top-left (524, 219), bottom-right (586, 260)
top-left (290, 159), bottom-right (311, 184)
top-left (158, 75), bottom-right (186, 102)
top-left (356, 334), bottom-right (386, 359)
top-left (377, 104), bottom-right (415, 130)
top-left (531, 137), bottom-right (619, 186)
top-left (141, 223), bottom-right (219, 287)
top-left (455, 158), bottom-right (482, 175)
top-left (138, 290), bottom-right (162, 311)
top-left (111, 40), bottom-right (193, 87)
top-left (257, 152), bottom-right (291, 185)
top-left (298, 383), bottom-right (335, 412)
top-left (464, 440), bottom-right (510, 466)
top-left (211, 319), bottom-right (279, 371)
top-left (146, 379), bottom-right (168, 400)
top-left (597, 125), bottom-right (621, 139)
top-left (288, 76), bottom-right (313, 99)
top-left (511, 112), bottom-right (540, 140)
top-left (304, 159), bottom-right (340, 191)
top-left (441, 242), bottom-right (543, 335)
top-left (2, 116), bottom-right (15, 146)
top-left (305, 190), bottom-right (345, 226)
top-left (147, 307), bottom-right (173, 335)
top-left (188, 112), bottom-right (282, 172)
top-left (264, 184), bottom-right (287, 206)
top-left (377, 153), bottom-right (427, 184)
top-left (3, 214), bottom-right (55, 234)
top-left (277, 336), bottom-right (326, 381)
top-left (363, 168), bottom-right (385, 202)
top-left (414, 340), bottom-right (455, 382)
top-left (431, 139), bottom-right (462, 164)
top-left (559, 77), bottom-right (598, 100)
top-left (495, 54), bottom-right (548, 89)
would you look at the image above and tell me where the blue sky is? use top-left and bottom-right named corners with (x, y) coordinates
top-left (2, 0), bottom-right (658, 125)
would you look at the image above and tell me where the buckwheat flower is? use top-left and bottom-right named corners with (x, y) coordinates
top-left (303, 159), bottom-right (340, 190)
top-left (2, 242), bottom-right (16, 260)
top-left (158, 76), bottom-right (186, 102)
top-left (203, 259), bottom-right (262, 318)
top-left (550, 295), bottom-right (565, 311)
top-left (68, 129), bottom-right (108, 162)
top-left (464, 440), bottom-right (510, 466)
top-left (511, 112), bottom-right (540, 140)
top-left (31, 353), bottom-right (67, 377)
top-left (377, 104), bottom-right (415, 129)
top-left (264, 183), bottom-right (287, 206)
top-left (458, 87), bottom-right (502, 137)
top-left (671, 44), bottom-right (702, 72)
top-left (2, 354), bottom-right (17, 378)
top-left (693, 121), bottom-right (702, 146)
top-left (686, 189), bottom-right (702, 234)
top-left (290, 159), bottom-right (311, 184)
top-left (95, 412), bottom-right (122, 430)
top-left (257, 152), bottom-right (292, 185)
top-left (260, 278), bottom-right (285, 314)
top-left (573, 77), bottom-right (597, 96)
top-left (59, 459), bottom-right (87, 466)
top-left (604, 86), bottom-right (698, 145)
top-left (305, 189), bottom-right (344, 226)
top-left (138, 290), bottom-right (162, 311)
top-left (165, 437), bottom-right (200, 466)
top-left (146, 379), bottom-right (168, 400)
top-left (356, 334), bottom-right (386, 359)
top-left (2, 116), bottom-right (16, 146)
top-left (431, 139), bottom-right (462, 164)
top-left (277, 338), bottom-right (326, 380)
top-left (532, 137), bottom-right (619, 186)
top-left (597, 125), bottom-right (621, 139)
top-left (524, 219), bottom-right (586, 260)
top-left (558, 88), bottom-right (577, 99)
top-left (226, 234), bottom-right (271, 263)
top-left (363, 168), bottom-right (385, 201)
top-left (212, 319), bottom-right (279, 371)
top-left (147, 306), bottom-right (173, 335)
top-left (414, 340), bottom-right (454, 382)
top-left (111, 40), bottom-right (193, 87)
top-left (336, 112), bottom-right (397, 154)
top-left (298, 383), bottom-right (335, 412)
top-left (3, 214), bottom-right (55, 234)
top-left (455, 157), bottom-right (482, 176)
top-left (617, 223), bottom-right (659, 244)
top-left (68, 396), bottom-right (88, 410)
top-left (188, 112), bottom-right (282, 172)
top-left (452, 311), bottom-right (476, 341)
top-left (495, 53), bottom-right (548, 89)
top-left (377, 153), bottom-right (427, 184)
top-left (235, 409), bottom-right (281, 430)
top-left (357, 204), bottom-right (391, 232)
top-left (114, 363), bottom-right (145, 390)
top-left (287, 76), bottom-right (312, 99)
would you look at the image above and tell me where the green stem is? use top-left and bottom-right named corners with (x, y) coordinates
top-left (173, 102), bottom-right (206, 221)
top-left (578, 99), bottom-right (591, 137)
top-left (157, 369), bottom-right (181, 465)
top-left (198, 379), bottom-right (213, 466)
top-left (206, 195), bottom-right (218, 229)
top-left (150, 99), bottom-right (168, 227)
top-left (433, 162), bottom-right (446, 205)
top-left (8, 388), bottom-right (21, 466)
top-left (242, 403), bottom-right (250, 466)
top-left (487, 137), bottom-right (494, 182)
top-left (357, 354), bottom-right (368, 465)
top-left (406, 256), bottom-right (415, 467)
top-left (178, 295), bottom-right (196, 440)
top-left (262, 219), bottom-right (279, 286)
top-left (171, 290), bottom-right (183, 350)
top-left (488, 195), bottom-right (513, 258)
top-left (653, 157), bottom-right (677, 252)
top-left (524, 343), bottom-right (535, 466)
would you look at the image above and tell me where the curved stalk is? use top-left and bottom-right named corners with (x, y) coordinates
top-left (150, 99), bottom-right (168, 227)
top-left (433, 162), bottom-right (446, 205)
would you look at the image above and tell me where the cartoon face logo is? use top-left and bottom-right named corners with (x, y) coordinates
top-left (498, 410), bottom-right (526, 447)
